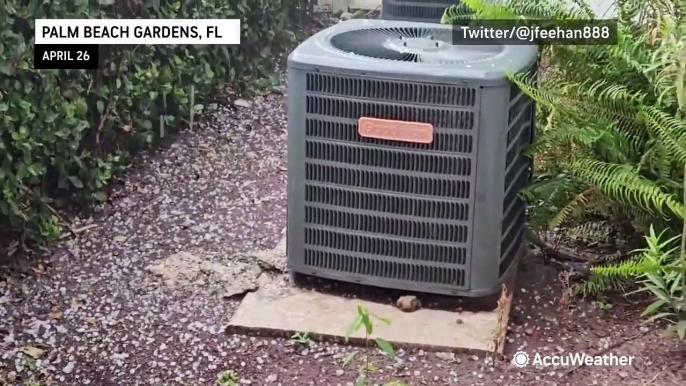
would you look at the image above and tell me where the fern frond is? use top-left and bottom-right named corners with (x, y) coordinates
top-left (604, 201), bottom-right (661, 224)
top-left (548, 187), bottom-right (597, 228)
top-left (519, 174), bottom-right (582, 205)
top-left (565, 221), bottom-right (618, 242)
top-left (442, 0), bottom-right (592, 24)
top-left (571, 158), bottom-right (685, 218)
top-left (592, 256), bottom-right (666, 277)
top-left (642, 105), bottom-right (686, 164)
top-left (440, 2), bottom-right (475, 24)
top-left (574, 274), bottom-right (628, 297)
top-left (508, 74), bottom-right (647, 141)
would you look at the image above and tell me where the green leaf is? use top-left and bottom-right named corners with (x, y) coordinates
top-left (361, 313), bottom-right (372, 335)
top-left (355, 373), bottom-right (366, 386)
top-left (97, 100), bottom-right (104, 114)
top-left (375, 338), bottom-right (395, 357)
top-left (92, 192), bottom-right (108, 202)
top-left (68, 176), bottom-right (84, 188)
top-left (645, 284), bottom-right (670, 303)
top-left (677, 320), bottom-right (686, 340)
top-left (341, 351), bottom-right (357, 367)
top-left (641, 299), bottom-right (667, 317)
top-left (372, 315), bottom-right (392, 325)
top-left (345, 315), bottom-right (363, 341)
top-left (642, 312), bottom-right (675, 325)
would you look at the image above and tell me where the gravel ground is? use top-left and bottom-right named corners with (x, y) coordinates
top-left (2, 76), bottom-right (686, 386)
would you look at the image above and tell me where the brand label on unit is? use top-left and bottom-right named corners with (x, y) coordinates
top-left (358, 117), bottom-right (434, 144)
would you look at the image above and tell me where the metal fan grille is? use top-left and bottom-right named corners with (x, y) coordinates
top-left (382, 0), bottom-right (457, 23)
top-left (297, 72), bottom-right (479, 289)
top-left (329, 27), bottom-right (502, 64)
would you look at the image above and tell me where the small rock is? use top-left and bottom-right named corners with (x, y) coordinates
top-left (525, 329), bottom-right (534, 335)
top-left (456, 318), bottom-right (464, 324)
top-left (435, 352), bottom-right (456, 362)
top-left (396, 295), bottom-right (421, 312)
top-left (20, 346), bottom-right (44, 359)
top-left (335, 369), bottom-right (344, 376)
top-left (63, 362), bottom-right (75, 374)
top-left (234, 99), bottom-right (252, 108)
top-left (619, 372), bottom-right (628, 378)
top-left (240, 379), bottom-right (252, 385)
top-left (266, 374), bottom-right (278, 383)
top-left (48, 311), bottom-right (63, 320)
top-left (340, 12), bottom-right (353, 21)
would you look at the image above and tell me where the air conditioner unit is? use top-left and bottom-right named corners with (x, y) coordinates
top-left (286, 19), bottom-right (537, 297)
top-left (382, 0), bottom-right (456, 23)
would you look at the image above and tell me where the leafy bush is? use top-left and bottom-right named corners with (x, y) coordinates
top-left (443, 0), bottom-right (686, 337)
top-left (0, 0), bottom-right (311, 242)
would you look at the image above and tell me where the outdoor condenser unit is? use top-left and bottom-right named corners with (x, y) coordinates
top-left (381, 0), bottom-right (456, 23)
top-left (286, 19), bottom-right (537, 297)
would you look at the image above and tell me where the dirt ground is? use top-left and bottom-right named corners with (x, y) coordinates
top-left (2, 16), bottom-right (686, 385)
top-left (0, 83), bottom-right (685, 386)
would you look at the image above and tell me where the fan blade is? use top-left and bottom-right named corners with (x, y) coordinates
top-left (331, 29), bottom-right (412, 61)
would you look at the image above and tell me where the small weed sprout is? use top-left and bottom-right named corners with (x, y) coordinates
top-left (344, 305), bottom-right (407, 386)
top-left (216, 370), bottom-right (238, 386)
top-left (290, 331), bottom-right (313, 346)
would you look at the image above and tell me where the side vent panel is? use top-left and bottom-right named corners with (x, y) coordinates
top-left (500, 80), bottom-right (534, 275)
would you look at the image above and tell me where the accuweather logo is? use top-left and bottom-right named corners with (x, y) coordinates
top-left (511, 351), bottom-right (635, 367)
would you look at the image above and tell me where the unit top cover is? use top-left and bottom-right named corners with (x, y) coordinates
top-left (288, 19), bottom-right (538, 84)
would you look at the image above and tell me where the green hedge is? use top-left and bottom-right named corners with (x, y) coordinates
top-left (0, 0), bottom-right (311, 240)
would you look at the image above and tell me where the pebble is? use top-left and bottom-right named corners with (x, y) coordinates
top-left (436, 352), bottom-right (455, 362)
top-left (63, 362), bottom-right (75, 374)
top-left (234, 99), bottom-right (252, 108)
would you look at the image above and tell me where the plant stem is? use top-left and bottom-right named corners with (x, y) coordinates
top-left (364, 332), bottom-right (369, 386)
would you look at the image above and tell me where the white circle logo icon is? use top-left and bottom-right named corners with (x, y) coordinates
top-left (511, 351), bottom-right (529, 367)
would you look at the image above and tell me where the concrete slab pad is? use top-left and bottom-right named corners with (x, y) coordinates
top-left (227, 284), bottom-right (513, 354)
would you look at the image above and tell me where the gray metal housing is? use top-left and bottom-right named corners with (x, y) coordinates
top-left (382, 0), bottom-right (456, 23)
top-left (286, 19), bottom-right (537, 297)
